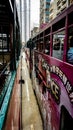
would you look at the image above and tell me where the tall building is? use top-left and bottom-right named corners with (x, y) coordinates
top-left (49, 0), bottom-right (73, 21)
top-left (49, 0), bottom-right (57, 21)
top-left (40, 0), bottom-right (51, 29)
top-left (56, 0), bottom-right (73, 15)
top-left (57, 0), bottom-right (67, 15)
top-left (31, 27), bottom-right (39, 38)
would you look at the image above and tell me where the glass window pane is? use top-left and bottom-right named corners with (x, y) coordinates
top-left (45, 36), bottom-right (50, 55)
top-left (67, 27), bottom-right (73, 64)
top-left (52, 30), bottom-right (65, 60)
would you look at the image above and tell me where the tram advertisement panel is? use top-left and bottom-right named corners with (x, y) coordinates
top-left (42, 57), bottom-right (73, 104)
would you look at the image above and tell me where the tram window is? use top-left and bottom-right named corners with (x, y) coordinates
top-left (37, 42), bottom-right (40, 51)
top-left (36, 42), bottom-right (38, 50)
top-left (68, 12), bottom-right (73, 25)
top-left (39, 41), bottom-right (44, 52)
top-left (60, 106), bottom-right (73, 130)
top-left (52, 18), bottom-right (65, 32)
top-left (52, 31), bottom-right (65, 60)
top-left (67, 37), bottom-right (73, 64)
top-left (45, 37), bottom-right (50, 55)
top-left (40, 43), bottom-right (43, 52)
top-left (67, 27), bottom-right (73, 64)
top-left (0, 33), bottom-right (8, 51)
top-left (45, 43), bottom-right (50, 54)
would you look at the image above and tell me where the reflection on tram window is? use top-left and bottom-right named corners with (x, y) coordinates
top-left (52, 30), bottom-right (65, 60)
top-left (45, 37), bottom-right (50, 55)
top-left (53, 38), bottom-right (60, 50)
top-left (45, 42), bottom-right (50, 54)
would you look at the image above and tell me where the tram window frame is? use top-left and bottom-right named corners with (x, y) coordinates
top-left (52, 30), bottom-right (65, 60)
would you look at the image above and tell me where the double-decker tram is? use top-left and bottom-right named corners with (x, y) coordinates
top-left (31, 4), bottom-right (73, 130)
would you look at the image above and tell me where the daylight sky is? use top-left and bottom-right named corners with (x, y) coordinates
top-left (16, 0), bottom-right (40, 42)
top-left (31, 0), bottom-right (40, 29)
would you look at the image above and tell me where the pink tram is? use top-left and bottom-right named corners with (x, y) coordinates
top-left (31, 4), bottom-right (73, 130)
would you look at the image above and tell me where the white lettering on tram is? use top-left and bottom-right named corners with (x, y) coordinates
top-left (42, 58), bottom-right (73, 103)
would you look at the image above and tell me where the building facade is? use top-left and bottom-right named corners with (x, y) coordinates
top-left (40, 0), bottom-right (51, 28)
top-left (49, 0), bottom-right (57, 21)
top-left (49, 0), bottom-right (73, 21)
top-left (56, 0), bottom-right (73, 15)
top-left (31, 27), bottom-right (39, 38)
